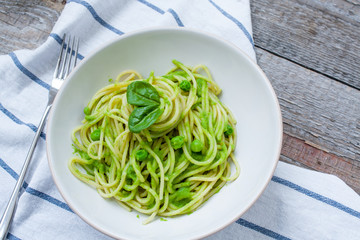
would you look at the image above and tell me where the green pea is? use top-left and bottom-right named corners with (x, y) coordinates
top-left (85, 115), bottom-right (95, 121)
top-left (171, 136), bottom-right (185, 150)
top-left (135, 149), bottom-right (148, 161)
top-left (224, 124), bottom-right (234, 137)
top-left (191, 139), bottom-right (203, 152)
top-left (90, 129), bottom-right (101, 141)
top-left (179, 80), bottom-right (191, 92)
top-left (83, 106), bottom-right (91, 115)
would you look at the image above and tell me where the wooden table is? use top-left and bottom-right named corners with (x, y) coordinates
top-left (1, 0), bottom-right (359, 193)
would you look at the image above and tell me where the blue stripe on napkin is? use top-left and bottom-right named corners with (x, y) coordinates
top-left (237, 218), bottom-right (291, 240)
top-left (208, 0), bottom-right (254, 46)
top-left (168, 8), bottom-right (184, 27)
top-left (9, 52), bottom-right (51, 90)
top-left (272, 176), bottom-right (360, 219)
top-left (67, 0), bottom-right (124, 35)
top-left (0, 157), bottom-right (26, 185)
top-left (137, 0), bottom-right (184, 27)
top-left (7, 233), bottom-right (22, 240)
top-left (137, 0), bottom-right (165, 14)
top-left (26, 188), bottom-right (73, 213)
top-left (0, 157), bottom-right (72, 213)
top-left (0, 103), bottom-right (46, 140)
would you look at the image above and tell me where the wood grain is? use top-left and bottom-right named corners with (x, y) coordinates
top-left (256, 47), bottom-right (360, 162)
top-left (0, 0), bottom-right (65, 55)
top-left (281, 133), bottom-right (360, 193)
top-left (251, 0), bottom-right (360, 89)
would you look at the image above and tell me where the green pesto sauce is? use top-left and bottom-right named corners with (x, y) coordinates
top-left (126, 166), bottom-right (137, 181)
top-left (200, 112), bottom-right (209, 130)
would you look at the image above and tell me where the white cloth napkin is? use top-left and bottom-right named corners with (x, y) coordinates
top-left (0, 0), bottom-right (359, 239)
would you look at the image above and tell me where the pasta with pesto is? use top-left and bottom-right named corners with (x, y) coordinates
top-left (69, 60), bottom-right (240, 224)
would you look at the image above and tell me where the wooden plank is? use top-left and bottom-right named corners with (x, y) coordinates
top-left (281, 133), bottom-right (360, 193)
top-left (255, 47), bottom-right (360, 162)
top-left (0, 0), bottom-right (64, 55)
top-left (251, 0), bottom-right (360, 89)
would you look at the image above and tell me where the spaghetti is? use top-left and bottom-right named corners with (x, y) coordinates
top-left (69, 60), bottom-right (239, 224)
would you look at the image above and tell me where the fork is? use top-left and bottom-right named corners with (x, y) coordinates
top-left (0, 34), bottom-right (79, 240)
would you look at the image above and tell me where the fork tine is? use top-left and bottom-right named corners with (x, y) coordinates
top-left (53, 34), bottom-right (66, 79)
top-left (64, 36), bottom-right (75, 77)
top-left (73, 37), bottom-right (79, 68)
top-left (58, 35), bottom-right (71, 79)
top-left (54, 34), bottom-right (79, 81)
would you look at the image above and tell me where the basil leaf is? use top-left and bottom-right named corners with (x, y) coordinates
top-left (127, 81), bottom-right (160, 107)
top-left (129, 105), bottom-right (162, 133)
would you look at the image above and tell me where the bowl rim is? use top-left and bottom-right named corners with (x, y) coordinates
top-left (46, 26), bottom-right (283, 240)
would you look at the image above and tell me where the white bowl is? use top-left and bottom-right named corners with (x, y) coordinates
top-left (47, 28), bottom-right (282, 240)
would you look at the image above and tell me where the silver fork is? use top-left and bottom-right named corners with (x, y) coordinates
top-left (0, 34), bottom-right (79, 240)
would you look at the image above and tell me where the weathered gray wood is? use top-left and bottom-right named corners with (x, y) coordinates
top-left (0, 0), bottom-right (64, 55)
top-left (251, 0), bottom-right (360, 89)
top-left (256, 46), bottom-right (360, 163)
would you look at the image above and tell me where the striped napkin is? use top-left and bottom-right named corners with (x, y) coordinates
top-left (0, 0), bottom-right (359, 239)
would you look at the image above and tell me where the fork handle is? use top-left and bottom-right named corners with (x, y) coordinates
top-left (0, 105), bottom-right (52, 240)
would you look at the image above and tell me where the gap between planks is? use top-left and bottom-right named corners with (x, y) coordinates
top-left (250, 0), bottom-right (360, 90)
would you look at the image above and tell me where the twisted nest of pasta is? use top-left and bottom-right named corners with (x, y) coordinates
top-left (69, 60), bottom-right (239, 224)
